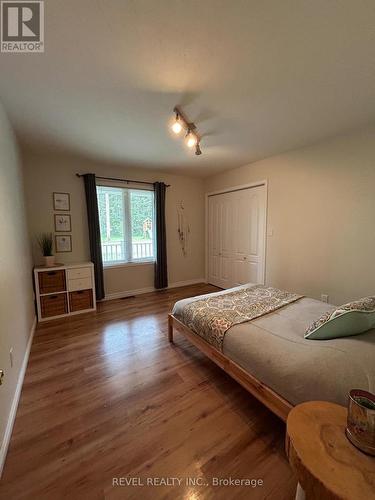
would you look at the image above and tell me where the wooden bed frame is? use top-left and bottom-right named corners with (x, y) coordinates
top-left (168, 314), bottom-right (293, 422)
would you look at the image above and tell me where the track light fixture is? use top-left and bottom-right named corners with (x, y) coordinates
top-left (171, 111), bottom-right (183, 135)
top-left (170, 106), bottom-right (202, 156)
top-left (185, 129), bottom-right (197, 148)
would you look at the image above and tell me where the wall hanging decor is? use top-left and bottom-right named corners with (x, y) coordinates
top-left (177, 201), bottom-right (190, 257)
top-left (54, 214), bottom-right (71, 232)
top-left (53, 192), bottom-right (70, 211)
top-left (55, 235), bottom-right (72, 253)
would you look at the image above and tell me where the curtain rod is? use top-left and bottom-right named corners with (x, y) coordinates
top-left (76, 173), bottom-right (170, 187)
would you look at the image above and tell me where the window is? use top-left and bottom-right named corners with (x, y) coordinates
top-left (97, 185), bottom-right (155, 266)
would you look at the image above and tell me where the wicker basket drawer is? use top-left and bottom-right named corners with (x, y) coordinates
top-left (69, 289), bottom-right (93, 312)
top-left (38, 270), bottom-right (66, 294)
top-left (40, 293), bottom-right (68, 318)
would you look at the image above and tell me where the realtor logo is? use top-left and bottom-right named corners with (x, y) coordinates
top-left (1, 0), bottom-right (44, 52)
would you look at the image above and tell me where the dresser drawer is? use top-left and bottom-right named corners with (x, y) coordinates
top-left (68, 277), bottom-right (92, 291)
top-left (67, 267), bottom-right (92, 280)
top-left (69, 289), bottom-right (93, 312)
top-left (38, 270), bottom-right (66, 294)
top-left (40, 293), bottom-right (68, 318)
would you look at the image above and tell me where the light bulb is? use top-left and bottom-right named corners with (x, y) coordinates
top-left (186, 132), bottom-right (197, 148)
top-left (171, 118), bottom-right (182, 135)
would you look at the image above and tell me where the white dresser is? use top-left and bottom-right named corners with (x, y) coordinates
top-left (34, 262), bottom-right (96, 322)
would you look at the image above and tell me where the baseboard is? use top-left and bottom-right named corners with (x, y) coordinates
top-left (0, 316), bottom-right (37, 478)
top-left (167, 278), bottom-right (207, 289)
top-left (103, 278), bottom-right (206, 301)
top-left (103, 286), bottom-right (155, 301)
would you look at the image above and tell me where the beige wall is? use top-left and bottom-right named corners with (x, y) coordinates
top-left (205, 127), bottom-right (375, 305)
top-left (0, 103), bottom-right (35, 471)
top-left (22, 147), bottom-right (205, 297)
top-left (20, 126), bottom-right (375, 307)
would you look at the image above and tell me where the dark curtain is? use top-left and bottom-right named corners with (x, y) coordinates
top-left (154, 182), bottom-right (168, 289)
top-left (83, 174), bottom-right (105, 300)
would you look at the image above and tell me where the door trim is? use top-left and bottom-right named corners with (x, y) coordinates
top-left (205, 180), bottom-right (268, 287)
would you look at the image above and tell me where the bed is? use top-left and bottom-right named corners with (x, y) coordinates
top-left (168, 284), bottom-right (375, 421)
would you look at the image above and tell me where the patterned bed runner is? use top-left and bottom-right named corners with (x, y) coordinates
top-left (178, 285), bottom-right (303, 351)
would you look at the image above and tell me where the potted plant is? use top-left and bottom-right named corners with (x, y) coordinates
top-left (37, 232), bottom-right (55, 266)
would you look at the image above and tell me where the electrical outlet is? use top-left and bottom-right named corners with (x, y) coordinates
top-left (9, 348), bottom-right (13, 368)
top-left (321, 294), bottom-right (329, 303)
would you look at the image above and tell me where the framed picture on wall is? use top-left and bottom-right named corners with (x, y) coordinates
top-left (54, 214), bottom-right (71, 232)
top-left (55, 235), bottom-right (72, 253)
top-left (53, 192), bottom-right (70, 211)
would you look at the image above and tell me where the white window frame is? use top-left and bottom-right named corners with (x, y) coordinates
top-left (96, 184), bottom-right (155, 268)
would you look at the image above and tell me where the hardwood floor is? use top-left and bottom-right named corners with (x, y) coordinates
top-left (0, 284), bottom-right (296, 500)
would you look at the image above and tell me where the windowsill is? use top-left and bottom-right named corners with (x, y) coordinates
top-left (104, 260), bottom-right (155, 270)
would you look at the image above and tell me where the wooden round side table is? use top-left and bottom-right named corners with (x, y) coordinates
top-left (285, 401), bottom-right (375, 500)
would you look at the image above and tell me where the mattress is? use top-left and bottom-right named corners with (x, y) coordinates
top-left (173, 286), bottom-right (375, 406)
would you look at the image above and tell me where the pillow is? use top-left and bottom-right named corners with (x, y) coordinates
top-left (305, 296), bottom-right (375, 340)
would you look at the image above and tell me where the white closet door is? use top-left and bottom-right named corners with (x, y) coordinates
top-left (208, 192), bottom-right (234, 289)
top-left (208, 185), bottom-right (266, 289)
top-left (208, 195), bottom-right (221, 286)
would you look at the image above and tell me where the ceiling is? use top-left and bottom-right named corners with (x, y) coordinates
top-left (0, 0), bottom-right (374, 177)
